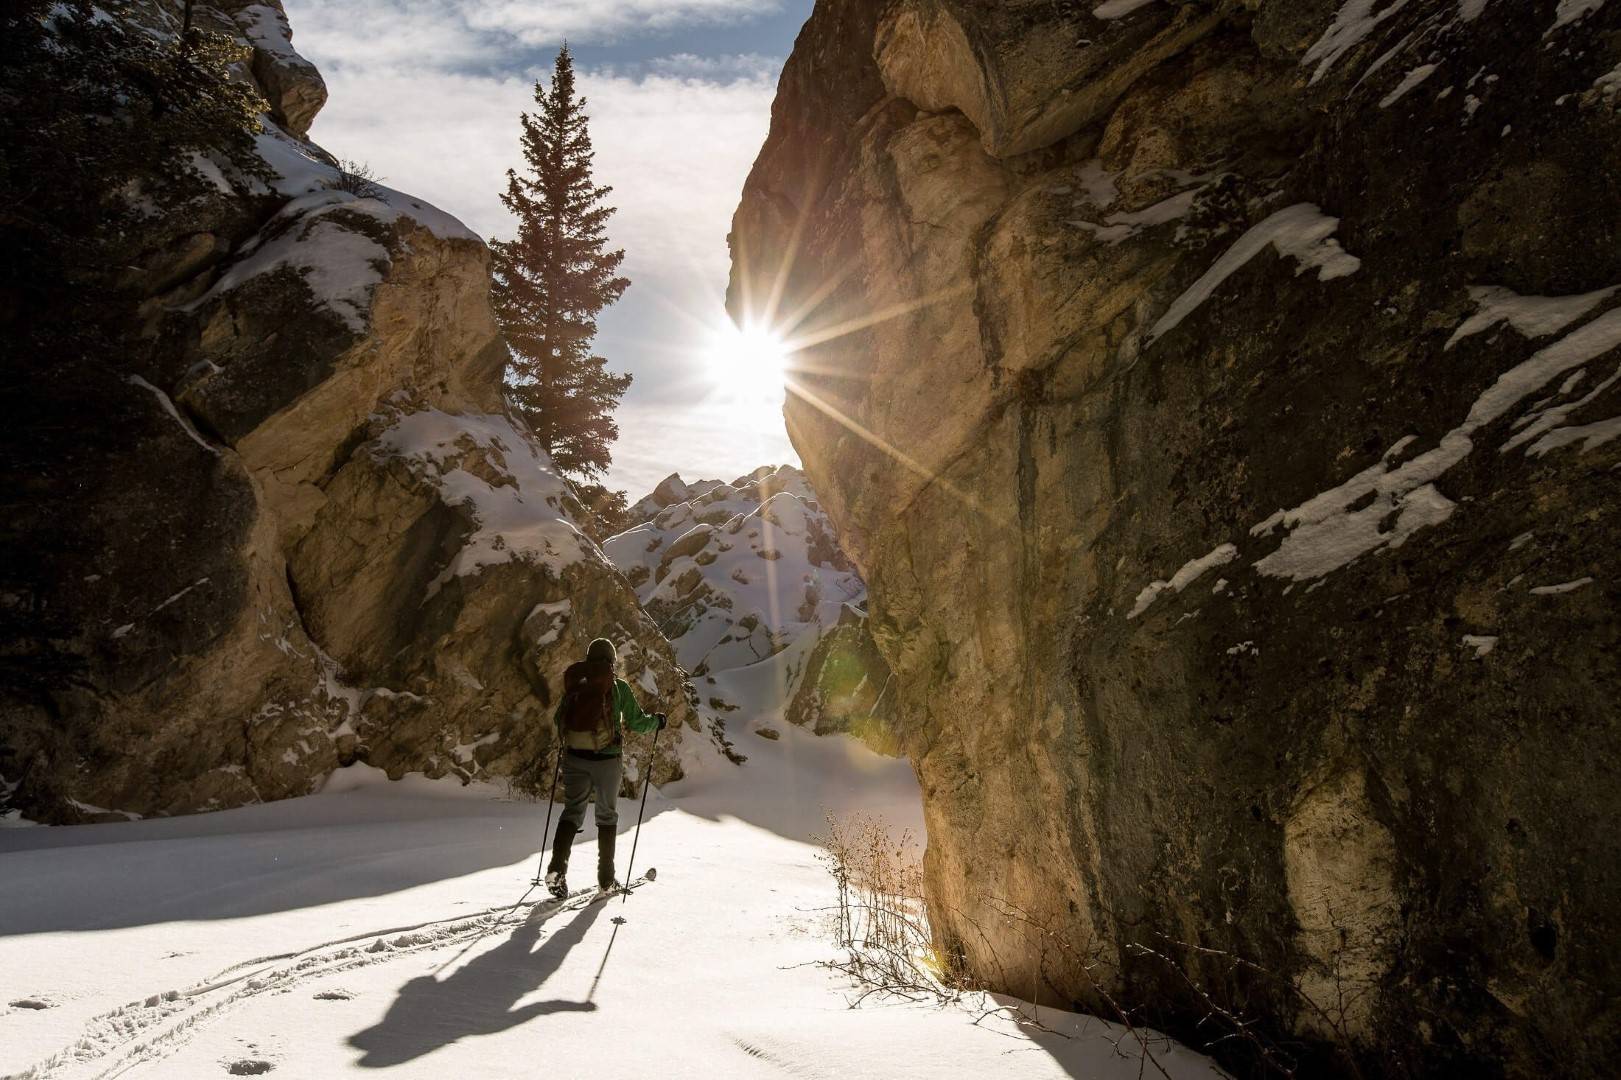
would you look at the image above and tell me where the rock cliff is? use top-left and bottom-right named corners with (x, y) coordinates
top-left (2, 0), bottom-right (700, 823)
top-left (730, 0), bottom-right (1621, 1074)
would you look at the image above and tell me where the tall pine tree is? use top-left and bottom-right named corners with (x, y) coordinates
top-left (491, 44), bottom-right (631, 481)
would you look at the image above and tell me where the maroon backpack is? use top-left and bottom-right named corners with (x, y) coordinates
top-left (560, 658), bottom-right (618, 752)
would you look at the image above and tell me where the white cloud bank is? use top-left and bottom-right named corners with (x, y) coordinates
top-left (288, 0), bottom-right (786, 71)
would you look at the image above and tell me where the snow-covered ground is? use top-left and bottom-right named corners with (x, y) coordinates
top-left (0, 724), bottom-right (1221, 1079)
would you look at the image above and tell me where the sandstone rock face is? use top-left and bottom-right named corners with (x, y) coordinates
top-left (2, 1), bottom-right (700, 822)
top-left (731, 1), bottom-right (1621, 1074)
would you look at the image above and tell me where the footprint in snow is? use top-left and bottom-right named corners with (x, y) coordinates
top-left (10, 998), bottom-right (53, 1010)
top-left (226, 1060), bottom-right (274, 1075)
top-left (314, 988), bottom-right (356, 1001)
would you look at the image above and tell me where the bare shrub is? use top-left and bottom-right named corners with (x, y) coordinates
top-left (810, 815), bottom-right (1368, 1078)
top-left (812, 812), bottom-right (947, 1004)
top-left (328, 158), bottom-right (384, 199)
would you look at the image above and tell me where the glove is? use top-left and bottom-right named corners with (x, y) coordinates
top-left (655, 712), bottom-right (668, 730)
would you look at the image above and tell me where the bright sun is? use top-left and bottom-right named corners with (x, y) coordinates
top-left (708, 322), bottom-right (791, 401)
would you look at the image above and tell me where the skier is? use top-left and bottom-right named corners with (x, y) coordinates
top-left (543, 637), bottom-right (666, 899)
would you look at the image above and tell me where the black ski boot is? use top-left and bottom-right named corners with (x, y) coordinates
top-left (546, 821), bottom-right (578, 899)
top-left (596, 827), bottom-right (617, 896)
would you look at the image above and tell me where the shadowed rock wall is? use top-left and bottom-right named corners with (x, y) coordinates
top-left (730, 0), bottom-right (1621, 1074)
top-left (2, 0), bottom-right (701, 822)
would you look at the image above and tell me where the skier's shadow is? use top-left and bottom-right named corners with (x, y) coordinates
top-left (348, 897), bottom-right (603, 1067)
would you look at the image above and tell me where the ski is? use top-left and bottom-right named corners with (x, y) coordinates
top-left (534, 884), bottom-right (597, 908)
top-left (525, 868), bottom-right (655, 920)
top-left (564, 870), bottom-right (658, 908)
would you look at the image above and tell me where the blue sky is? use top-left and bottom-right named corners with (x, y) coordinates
top-left (281, 0), bottom-right (815, 498)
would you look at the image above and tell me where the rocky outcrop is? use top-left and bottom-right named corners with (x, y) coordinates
top-left (607, 466), bottom-right (856, 673)
top-left (228, 2), bottom-right (327, 138)
top-left (627, 472), bottom-right (726, 523)
top-left (731, 0), bottom-right (1621, 1075)
top-left (783, 604), bottom-right (901, 754)
top-left (1, 1), bottom-right (700, 822)
top-left (605, 466), bottom-right (899, 755)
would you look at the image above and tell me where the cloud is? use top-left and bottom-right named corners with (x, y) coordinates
top-left (464, 0), bottom-right (785, 45)
top-left (641, 52), bottom-right (782, 78)
top-left (286, 0), bottom-right (785, 73)
top-left (303, 65), bottom-right (776, 272)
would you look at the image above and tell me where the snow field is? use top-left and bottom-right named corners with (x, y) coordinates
top-left (0, 729), bottom-right (1221, 1079)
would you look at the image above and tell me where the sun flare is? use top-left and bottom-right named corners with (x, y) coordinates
top-left (707, 322), bottom-right (791, 401)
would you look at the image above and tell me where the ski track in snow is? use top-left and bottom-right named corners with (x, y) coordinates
top-left (11, 884), bottom-right (629, 1079)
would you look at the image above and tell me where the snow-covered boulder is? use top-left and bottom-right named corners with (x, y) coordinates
top-left (607, 466), bottom-right (849, 675)
top-left (626, 472), bottom-right (726, 523)
top-left (229, 1), bottom-right (327, 137)
top-left (285, 406), bottom-right (699, 795)
top-left (605, 466), bottom-right (899, 754)
top-left (1, 0), bottom-right (702, 822)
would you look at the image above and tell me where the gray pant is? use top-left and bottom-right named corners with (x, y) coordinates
top-left (548, 751), bottom-right (621, 886)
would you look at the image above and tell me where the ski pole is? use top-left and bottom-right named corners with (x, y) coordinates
top-left (621, 718), bottom-right (662, 902)
top-left (532, 745), bottom-right (564, 884)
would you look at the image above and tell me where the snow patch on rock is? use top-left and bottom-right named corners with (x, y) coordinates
top-left (1303, 0), bottom-right (1414, 86)
top-left (126, 375), bottom-right (218, 455)
top-left (188, 191), bottom-right (392, 333)
top-left (1529, 576), bottom-right (1594, 595)
top-left (1092, 0), bottom-right (1160, 19)
top-left (527, 599), bottom-right (572, 649)
top-left (1528, 414), bottom-right (1621, 456)
top-left (1127, 544), bottom-right (1237, 619)
top-left (1130, 286), bottom-right (1621, 596)
top-left (233, 4), bottom-right (299, 60)
top-left (1069, 187), bottom-right (1200, 245)
top-left (1146, 204), bottom-right (1361, 344)
top-left (605, 466), bottom-right (859, 676)
top-left (1445, 284), bottom-right (1618, 349)
top-left (1379, 63), bottom-right (1438, 107)
top-left (1548, 0), bottom-right (1607, 35)
top-left (253, 125), bottom-right (479, 243)
top-left (376, 410), bottom-right (592, 596)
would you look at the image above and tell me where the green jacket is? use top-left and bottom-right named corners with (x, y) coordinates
top-left (553, 678), bottom-right (659, 756)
